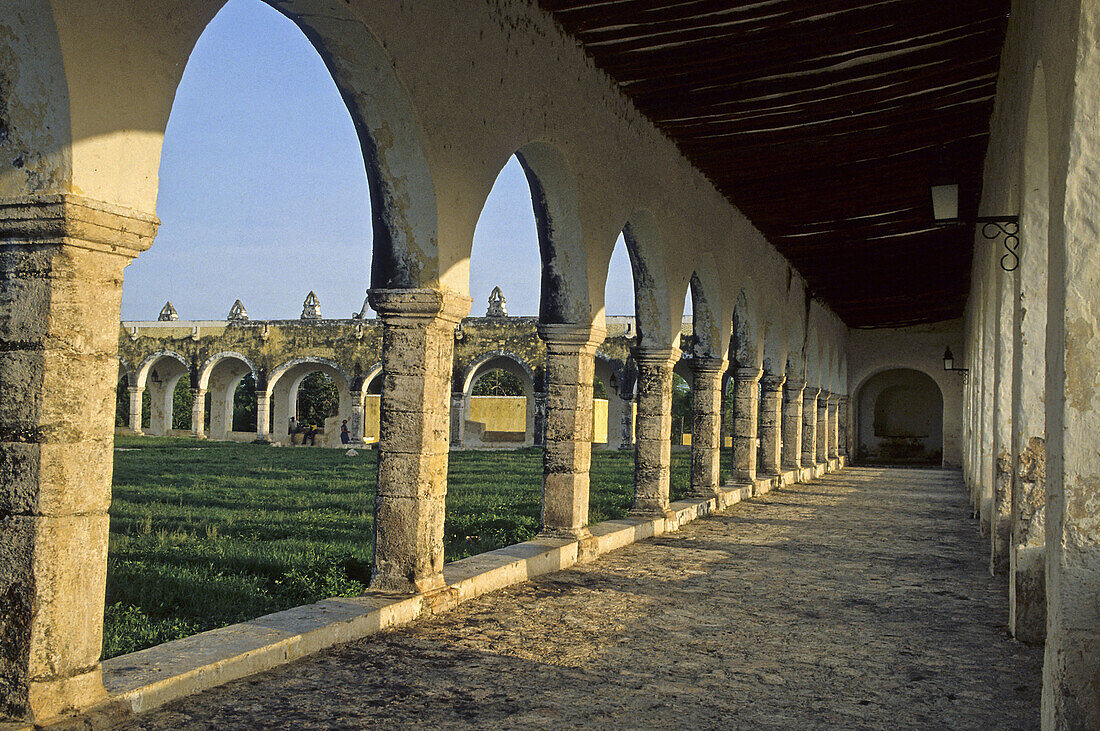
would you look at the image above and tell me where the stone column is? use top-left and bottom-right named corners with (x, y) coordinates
top-left (631, 347), bottom-right (678, 514)
top-left (990, 273), bottom-right (1014, 576)
top-left (368, 289), bottom-right (471, 593)
top-left (815, 391), bottom-right (829, 465)
top-left (802, 386), bottom-right (821, 468)
top-left (127, 386), bottom-right (144, 434)
top-left (757, 375), bottom-right (785, 478)
top-left (827, 393), bottom-right (839, 461)
top-left (255, 390), bottom-right (271, 442)
top-left (190, 388), bottom-right (206, 439)
top-left (782, 379), bottom-right (805, 472)
top-left (449, 393), bottom-right (465, 448)
top-left (349, 394), bottom-right (366, 445)
top-left (1042, 48), bottom-right (1100, 725)
top-left (0, 195), bottom-right (156, 722)
top-left (532, 391), bottom-right (547, 447)
top-left (689, 358), bottom-right (725, 498)
top-left (619, 397), bottom-right (636, 450)
top-left (729, 367), bottom-right (762, 486)
top-left (837, 395), bottom-right (850, 458)
top-left (537, 324), bottom-right (604, 537)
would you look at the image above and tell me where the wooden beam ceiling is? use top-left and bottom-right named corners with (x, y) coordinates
top-left (540, 0), bottom-right (1010, 327)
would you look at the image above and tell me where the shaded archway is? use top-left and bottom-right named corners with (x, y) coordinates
top-left (267, 357), bottom-right (353, 446)
top-left (460, 352), bottom-right (537, 448)
top-left (856, 369), bottom-right (944, 465)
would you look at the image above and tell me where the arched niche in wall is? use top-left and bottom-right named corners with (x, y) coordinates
top-left (856, 368), bottom-right (944, 466)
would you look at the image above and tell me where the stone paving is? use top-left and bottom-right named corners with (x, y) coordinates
top-left (120, 468), bottom-right (1042, 729)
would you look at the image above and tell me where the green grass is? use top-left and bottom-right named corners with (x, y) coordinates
top-left (105, 436), bottom-right (702, 659)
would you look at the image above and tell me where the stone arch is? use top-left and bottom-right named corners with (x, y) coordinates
top-left (730, 289), bottom-right (760, 369)
top-left (785, 304), bottom-right (808, 382)
top-left (460, 350), bottom-right (537, 447)
top-left (511, 142), bottom-right (590, 325)
top-left (688, 263), bottom-right (725, 360)
top-left (134, 351), bottom-right (190, 435)
top-left (11, 1), bottom-right (437, 288)
top-left (267, 356), bottom-right (353, 445)
top-left (621, 210), bottom-right (674, 349)
top-left (854, 368), bottom-right (944, 466)
top-left (198, 351), bottom-right (258, 440)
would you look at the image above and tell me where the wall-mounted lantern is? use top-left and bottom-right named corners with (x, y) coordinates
top-left (930, 182), bottom-right (1020, 272)
top-left (943, 347), bottom-right (969, 381)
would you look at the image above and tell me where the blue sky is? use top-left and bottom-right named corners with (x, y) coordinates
top-left (121, 0), bottom-right (639, 321)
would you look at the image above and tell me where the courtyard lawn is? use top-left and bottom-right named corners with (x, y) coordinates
top-left (105, 436), bottom-right (699, 658)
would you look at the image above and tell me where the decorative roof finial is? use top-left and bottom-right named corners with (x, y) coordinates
top-left (486, 286), bottom-right (507, 317)
top-left (227, 299), bottom-right (248, 323)
top-left (301, 291), bottom-right (322, 320)
top-left (158, 302), bottom-right (178, 321)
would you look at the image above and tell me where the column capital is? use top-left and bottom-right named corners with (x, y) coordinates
top-left (368, 288), bottom-right (472, 324)
top-left (785, 378), bottom-right (806, 392)
top-left (190, 387), bottom-right (206, 397)
top-left (0, 194), bottom-right (159, 257)
top-left (127, 385), bottom-right (143, 394)
top-left (803, 385), bottom-right (822, 400)
top-left (732, 366), bottom-right (763, 382)
top-left (760, 374), bottom-right (786, 390)
top-left (539, 322), bottom-right (607, 350)
top-left (630, 345), bottom-right (681, 366)
top-left (691, 356), bottom-right (726, 375)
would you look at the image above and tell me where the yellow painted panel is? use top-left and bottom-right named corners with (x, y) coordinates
top-left (593, 398), bottom-right (608, 443)
top-left (469, 396), bottom-right (527, 433)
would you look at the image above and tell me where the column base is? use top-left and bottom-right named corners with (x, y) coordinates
top-left (627, 507), bottom-right (674, 521)
top-left (368, 571), bottom-right (445, 596)
top-left (536, 526), bottom-right (592, 541)
top-left (23, 665), bottom-right (107, 724)
top-left (1011, 544), bottom-right (1046, 644)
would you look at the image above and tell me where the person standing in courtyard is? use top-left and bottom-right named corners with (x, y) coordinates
top-left (340, 420), bottom-right (350, 445)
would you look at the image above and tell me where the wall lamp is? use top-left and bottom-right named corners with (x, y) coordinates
top-left (931, 183), bottom-right (1020, 272)
top-left (943, 348), bottom-right (969, 381)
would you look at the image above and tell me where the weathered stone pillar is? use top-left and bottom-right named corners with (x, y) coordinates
top-left (619, 397), bottom-right (636, 449)
top-left (782, 379), bottom-right (805, 471)
top-left (729, 367), bottom-right (762, 486)
top-left (801, 386), bottom-right (821, 469)
top-left (689, 357), bottom-right (725, 498)
top-left (757, 374), bottom-right (785, 478)
top-left (537, 324), bottom-right (604, 537)
top-left (127, 386), bottom-right (144, 434)
top-left (990, 273), bottom-right (1014, 576)
top-left (837, 395), bottom-right (850, 457)
top-left (815, 391), bottom-right (830, 465)
top-left (630, 347), bottom-right (678, 516)
top-left (449, 393), bottom-right (465, 448)
top-left (190, 388), bottom-right (206, 439)
top-left (1042, 38), bottom-right (1100, 722)
top-left (0, 195), bottom-right (156, 722)
top-left (368, 289), bottom-right (471, 593)
top-left (349, 394), bottom-right (366, 445)
top-left (255, 390), bottom-right (270, 442)
top-left (532, 391), bottom-right (547, 447)
top-left (827, 393), bottom-right (839, 461)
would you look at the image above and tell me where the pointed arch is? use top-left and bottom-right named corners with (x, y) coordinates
top-left (514, 142), bottom-right (590, 324)
top-left (621, 210), bottom-right (673, 348)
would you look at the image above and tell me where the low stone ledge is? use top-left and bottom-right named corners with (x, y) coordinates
top-left (80, 470), bottom-right (825, 726)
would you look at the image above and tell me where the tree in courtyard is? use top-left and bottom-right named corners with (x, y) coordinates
top-left (472, 369), bottom-right (524, 397)
top-left (172, 375), bottom-right (193, 430)
top-left (298, 371), bottom-right (339, 427)
top-left (233, 373), bottom-right (258, 432)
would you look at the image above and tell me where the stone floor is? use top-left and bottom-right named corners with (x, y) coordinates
top-left (120, 468), bottom-right (1042, 730)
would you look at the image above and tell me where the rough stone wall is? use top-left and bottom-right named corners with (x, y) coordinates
top-left (967, 0), bottom-right (1100, 725)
